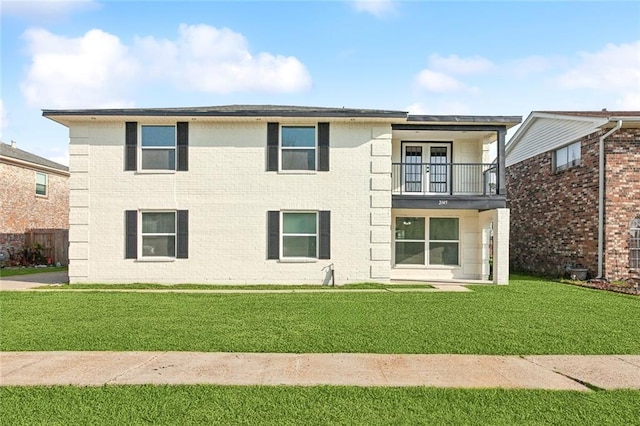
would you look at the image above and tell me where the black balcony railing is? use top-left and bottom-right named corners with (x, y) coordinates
top-left (392, 163), bottom-right (497, 195)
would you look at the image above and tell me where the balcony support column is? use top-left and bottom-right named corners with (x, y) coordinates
top-left (497, 127), bottom-right (507, 196)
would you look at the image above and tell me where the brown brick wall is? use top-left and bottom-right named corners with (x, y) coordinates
top-left (508, 127), bottom-right (640, 279)
top-left (603, 129), bottom-right (640, 277)
top-left (0, 161), bottom-right (69, 254)
top-left (507, 132), bottom-right (600, 277)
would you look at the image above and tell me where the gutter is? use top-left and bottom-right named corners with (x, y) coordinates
top-left (597, 119), bottom-right (623, 278)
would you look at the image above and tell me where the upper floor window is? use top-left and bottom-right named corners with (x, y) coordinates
top-left (281, 126), bottom-right (316, 171)
top-left (35, 172), bottom-right (47, 196)
top-left (125, 122), bottom-right (188, 172)
top-left (631, 217), bottom-right (640, 270)
top-left (266, 122), bottom-right (329, 172)
top-left (141, 125), bottom-right (176, 170)
top-left (555, 141), bottom-right (581, 172)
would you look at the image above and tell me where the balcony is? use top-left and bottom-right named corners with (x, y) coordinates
top-left (391, 163), bottom-right (504, 209)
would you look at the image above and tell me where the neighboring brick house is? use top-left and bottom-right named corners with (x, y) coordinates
top-left (0, 141), bottom-right (70, 262)
top-left (506, 111), bottom-right (640, 280)
top-left (43, 105), bottom-right (519, 285)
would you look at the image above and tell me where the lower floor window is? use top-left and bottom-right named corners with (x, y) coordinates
top-left (142, 212), bottom-right (176, 257)
top-left (125, 210), bottom-right (188, 259)
top-left (395, 217), bottom-right (459, 266)
top-left (282, 212), bottom-right (318, 258)
top-left (631, 218), bottom-right (640, 269)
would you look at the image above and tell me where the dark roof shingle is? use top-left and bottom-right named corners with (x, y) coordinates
top-left (0, 142), bottom-right (68, 172)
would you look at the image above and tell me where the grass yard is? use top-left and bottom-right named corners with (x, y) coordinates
top-left (1, 276), bottom-right (638, 354)
top-left (37, 282), bottom-right (432, 290)
top-left (1, 386), bottom-right (638, 425)
top-left (0, 266), bottom-right (67, 278)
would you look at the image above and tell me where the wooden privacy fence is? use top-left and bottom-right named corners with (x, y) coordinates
top-left (25, 229), bottom-right (69, 265)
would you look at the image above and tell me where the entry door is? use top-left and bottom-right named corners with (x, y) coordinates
top-left (402, 143), bottom-right (450, 194)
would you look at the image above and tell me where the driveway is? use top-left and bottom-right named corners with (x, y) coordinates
top-left (0, 271), bottom-right (69, 290)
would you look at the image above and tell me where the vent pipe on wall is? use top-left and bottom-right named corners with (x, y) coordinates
top-left (597, 119), bottom-right (623, 279)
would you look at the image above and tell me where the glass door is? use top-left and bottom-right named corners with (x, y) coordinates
top-left (403, 144), bottom-right (425, 193)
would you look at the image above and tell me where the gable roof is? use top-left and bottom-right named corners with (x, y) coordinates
top-left (506, 111), bottom-right (640, 167)
top-left (0, 142), bottom-right (69, 173)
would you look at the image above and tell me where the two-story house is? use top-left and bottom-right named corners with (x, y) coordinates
top-left (43, 106), bottom-right (520, 285)
top-left (0, 141), bottom-right (69, 264)
top-left (506, 111), bottom-right (640, 280)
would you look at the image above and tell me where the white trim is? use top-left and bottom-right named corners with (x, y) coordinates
top-left (279, 124), bottom-right (318, 172)
top-left (139, 210), bottom-right (177, 259)
top-left (139, 124), bottom-right (177, 171)
top-left (35, 171), bottom-right (48, 197)
top-left (280, 210), bottom-right (319, 260)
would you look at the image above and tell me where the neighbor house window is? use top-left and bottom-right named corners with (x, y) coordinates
top-left (35, 172), bottom-right (47, 196)
top-left (282, 212), bottom-right (318, 258)
top-left (141, 125), bottom-right (176, 170)
top-left (395, 217), bottom-right (425, 265)
top-left (555, 141), bottom-right (581, 171)
top-left (631, 217), bottom-right (640, 270)
top-left (281, 126), bottom-right (316, 171)
top-left (429, 218), bottom-right (459, 265)
top-left (141, 212), bottom-right (176, 257)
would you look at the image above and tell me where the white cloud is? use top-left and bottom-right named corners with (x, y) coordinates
top-left (134, 24), bottom-right (311, 93)
top-left (1, 0), bottom-right (98, 20)
top-left (415, 69), bottom-right (476, 94)
top-left (20, 24), bottom-right (312, 109)
top-left (0, 100), bottom-right (7, 138)
top-left (555, 41), bottom-right (640, 108)
top-left (21, 28), bottom-right (138, 108)
top-left (428, 54), bottom-right (494, 75)
top-left (507, 55), bottom-right (556, 77)
top-left (352, 0), bottom-right (396, 18)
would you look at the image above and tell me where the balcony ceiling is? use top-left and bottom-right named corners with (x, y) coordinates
top-left (392, 129), bottom-right (497, 142)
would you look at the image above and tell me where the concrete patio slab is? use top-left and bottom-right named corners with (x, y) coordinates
top-left (0, 271), bottom-right (68, 290)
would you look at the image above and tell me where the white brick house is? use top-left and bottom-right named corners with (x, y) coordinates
top-left (43, 106), bottom-right (520, 285)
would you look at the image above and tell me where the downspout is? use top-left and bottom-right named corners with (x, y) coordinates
top-left (597, 119), bottom-right (623, 278)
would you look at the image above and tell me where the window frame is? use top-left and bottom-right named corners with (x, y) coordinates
top-left (394, 216), bottom-right (461, 267)
top-left (280, 211), bottom-right (319, 260)
top-left (279, 125), bottom-right (318, 172)
top-left (140, 211), bottom-right (177, 259)
top-left (35, 172), bottom-right (48, 197)
top-left (428, 217), bottom-right (460, 266)
top-left (139, 124), bottom-right (177, 171)
top-left (630, 217), bottom-right (640, 270)
top-left (554, 141), bottom-right (581, 172)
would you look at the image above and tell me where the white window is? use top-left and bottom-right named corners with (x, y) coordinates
top-left (35, 172), bottom-right (47, 196)
top-left (281, 126), bottom-right (316, 171)
top-left (429, 218), bottom-right (459, 265)
top-left (141, 212), bottom-right (176, 257)
top-left (631, 217), bottom-right (640, 270)
top-left (555, 141), bottom-right (581, 171)
top-left (141, 125), bottom-right (176, 170)
top-left (281, 212), bottom-right (318, 258)
top-left (394, 217), bottom-right (460, 266)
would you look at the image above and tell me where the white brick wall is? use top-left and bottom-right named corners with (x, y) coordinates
top-left (68, 120), bottom-right (393, 284)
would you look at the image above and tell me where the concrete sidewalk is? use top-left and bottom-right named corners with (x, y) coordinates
top-left (0, 271), bottom-right (69, 290)
top-left (2, 352), bottom-right (639, 390)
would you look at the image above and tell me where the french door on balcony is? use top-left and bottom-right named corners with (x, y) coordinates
top-left (402, 143), bottom-right (450, 194)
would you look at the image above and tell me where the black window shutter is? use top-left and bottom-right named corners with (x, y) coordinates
top-left (319, 211), bottom-right (331, 259)
top-left (125, 122), bottom-right (137, 171)
top-left (318, 122), bottom-right (330, 171)
top-left (125, 210), bottom-right (137, 259)
top-left (177, 122), bottom-right (189, 171)
top-left (267, 123), bottom-right (279, 171)
top-left (177, 210), bottom-right (189, 258)
top-left (267, 211), bottom-right (280, 259)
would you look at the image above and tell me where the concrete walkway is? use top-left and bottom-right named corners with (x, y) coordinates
top-left (0, 272), bottom-right (470, 293)
top-left (2, 352), bottom-right (639, 390)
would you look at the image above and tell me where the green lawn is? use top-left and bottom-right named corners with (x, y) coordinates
top-left (0, 266), bottom-right (67, 278)
top-left (1, 276), bottom-right (638, 354)
top-left (1, 386), bottom-right (638, 425)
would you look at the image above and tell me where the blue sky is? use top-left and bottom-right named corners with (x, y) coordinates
top-left (1, 0), bottom-right (639, 165)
